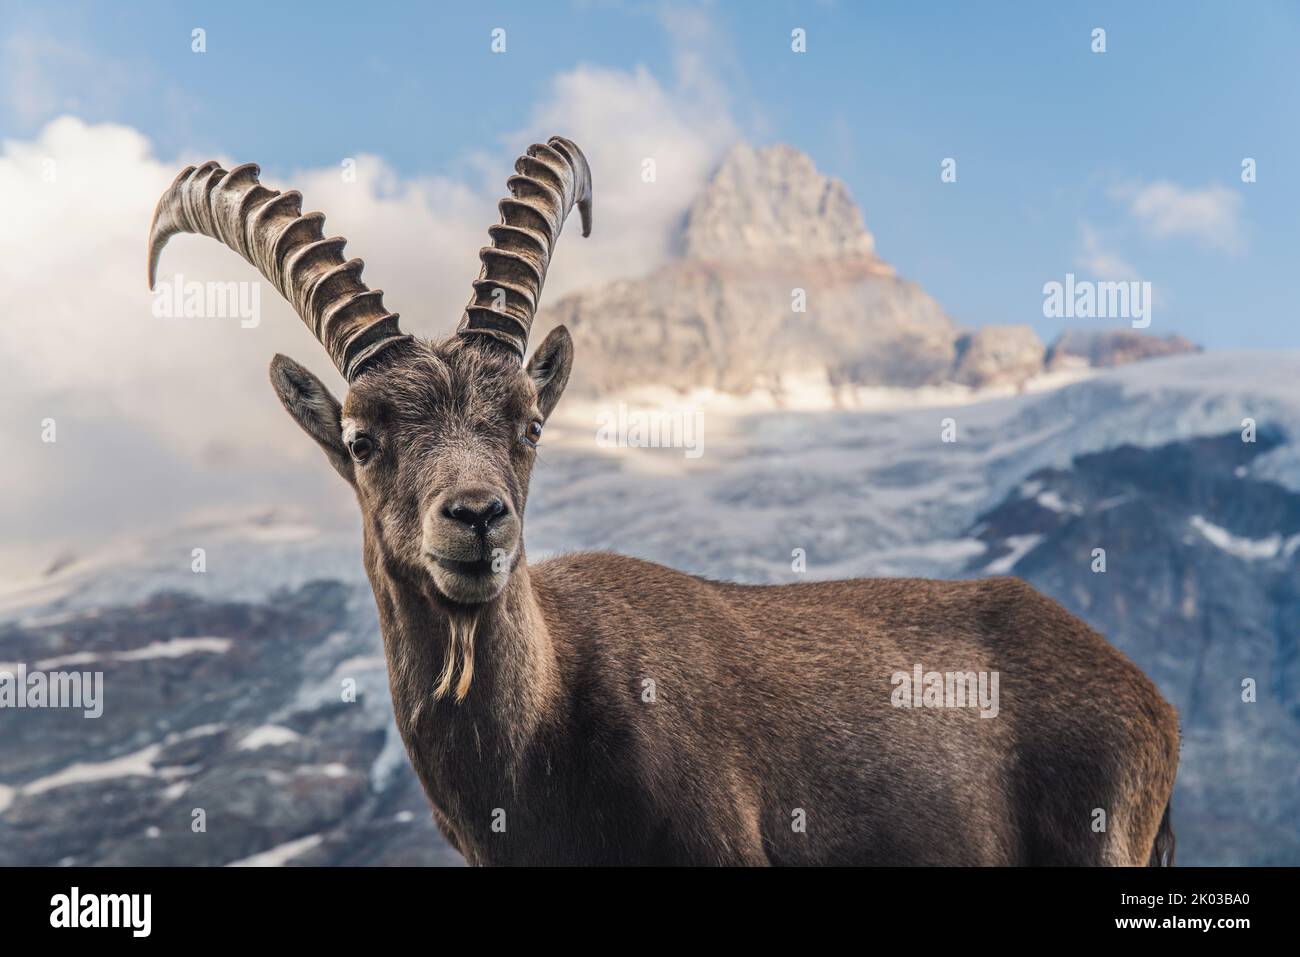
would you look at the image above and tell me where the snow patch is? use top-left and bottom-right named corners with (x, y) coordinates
top-left (9, 652), bottom-right (99, 670)
top-left (331, 655), bottom-right (385, 675)
top-left (1189, 516), bottom-right (1283, 560)
top-left (117, 637), bottom-right (233, 661)
top-left (1036, 490), bottom-right (1083, 514)
top-left (160, 781), bottom-right (191, 802)
top-left (23, 744), bottom-right (162, 796)
top-left (299, 763), bottom-right (350, 779)
top-left (163, 723), bottom-right (227, 744)
top-left (985, 535), bottom-right (1045, 575)
top-left (1018, 479), bottom-right (1044, 498)
top-left (19, 638), bottom-right (233, 671)
top-left (227, 834), bottom-right (323, 867)
top-left (896, 538), bottom-right (988, 562)
top-left (237, 725), bottom-right (302, 751)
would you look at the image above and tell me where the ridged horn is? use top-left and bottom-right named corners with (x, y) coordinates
top-left (458, 136), bottom-right (592, 359)
top-left (147, 162), bottom-right (410, 381)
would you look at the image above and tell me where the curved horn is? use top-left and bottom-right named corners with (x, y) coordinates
top-left (458, 136), bottom-right (592, 359)
top-left (147, 162), bottom-right (410, 381)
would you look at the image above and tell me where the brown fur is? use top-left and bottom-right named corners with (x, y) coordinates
top-left (268, 331), bottom-right (1180, 866)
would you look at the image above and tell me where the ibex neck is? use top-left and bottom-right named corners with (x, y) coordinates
top-left (371, 554), bottom-right (560, 788)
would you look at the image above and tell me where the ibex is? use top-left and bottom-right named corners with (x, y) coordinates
top-left (147, 137), bottom-right (1179, 865)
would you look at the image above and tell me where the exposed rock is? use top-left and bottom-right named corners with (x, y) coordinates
top-left (550, 262), bottom-right (956, 396)
top-left (952, 325), bottom-right (1045, 389)
top-left (0, 582), bottom-right (460, 867)
top-left (543, 143), bottom-right (1197, 399)
top-left (1046, 331), bottom-right (1200, 370)
top-left (680, 143), bottom-right (884, 266)
top-left (542, 144), bottom-right (954, 397)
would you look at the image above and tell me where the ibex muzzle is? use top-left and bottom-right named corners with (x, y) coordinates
top-left (147, 137), bottom-right (1179, 866)
top-left (424, 476), bottom-right (519, 605)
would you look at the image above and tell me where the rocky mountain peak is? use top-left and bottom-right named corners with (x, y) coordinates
top-left (680, 143), bottom-right (882, 265)
top-left (540, 142), bottom-right (1197, 400)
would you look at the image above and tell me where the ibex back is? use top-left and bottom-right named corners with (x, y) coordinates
top-left (147, 137), bottom-right (1180, 865)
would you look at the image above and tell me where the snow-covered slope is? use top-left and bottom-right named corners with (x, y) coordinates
top-left (2, 351), bottom-right (1296, 865)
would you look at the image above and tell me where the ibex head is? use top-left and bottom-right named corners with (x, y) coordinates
top-left (148, 138), bottom-right (592, 610)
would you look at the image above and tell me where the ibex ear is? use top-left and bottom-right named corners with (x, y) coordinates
top-left (526, 325), bottom-right (574, 421)
top-left (269, 354), bottom-right (354, 483)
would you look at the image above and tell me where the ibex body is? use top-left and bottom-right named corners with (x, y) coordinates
top-left (148, 138), bottom-right (1179, 866)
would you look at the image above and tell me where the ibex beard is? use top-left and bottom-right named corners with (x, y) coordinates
top-left (147, 137), bottom-right (1180, 866)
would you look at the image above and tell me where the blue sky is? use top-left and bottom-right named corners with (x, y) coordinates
top-left (2, 0), bottom-right (1298, 348)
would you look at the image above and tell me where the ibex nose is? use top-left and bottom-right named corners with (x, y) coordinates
top-left (442, 493), bottom-right (508, 532)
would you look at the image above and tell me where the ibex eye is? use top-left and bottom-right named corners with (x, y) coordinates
top-left (525, 420), bottom-right (544, 446)
top-left (349, 435), bottom-right (374, 462)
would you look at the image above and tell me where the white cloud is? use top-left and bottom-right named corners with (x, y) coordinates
top-left (1074, 223), bottom-right (1138, 278)
top-left (1119, 181), bottom-right (1244, 252)
top-left (0, 54), bottom-right (738, 577)
top-left (511, 63), bottom-right (736, 294)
